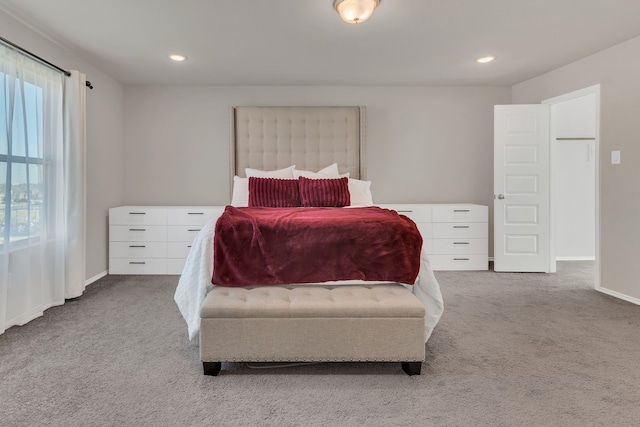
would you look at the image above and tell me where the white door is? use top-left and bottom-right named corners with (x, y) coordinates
top-left (494, 104), bottom-right (551, 272)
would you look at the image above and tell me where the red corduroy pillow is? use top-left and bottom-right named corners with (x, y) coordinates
top-left (248, 177), bottom-right (301, 207)
top-left (298, 176), bottom-right (350, 207)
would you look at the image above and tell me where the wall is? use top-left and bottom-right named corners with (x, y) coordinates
top-left (513, 35), bottom-right (640, 301)
top-left (124, 85), bottom-right (511, 254)
top-left (0, 10), bottom-right (126, 281)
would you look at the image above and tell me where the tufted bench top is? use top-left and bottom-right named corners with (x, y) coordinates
top-left (200, 284), bottom-right (425, 319)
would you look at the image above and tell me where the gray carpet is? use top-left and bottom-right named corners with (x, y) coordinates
top-left (1, 262), bottom-right (639, 427)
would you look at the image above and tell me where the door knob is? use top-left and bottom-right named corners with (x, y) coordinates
top-left (497, 194), bottom-right (505, 200)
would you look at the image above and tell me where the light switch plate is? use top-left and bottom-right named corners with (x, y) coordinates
top-left (611, 150), bottom-right (621, 165)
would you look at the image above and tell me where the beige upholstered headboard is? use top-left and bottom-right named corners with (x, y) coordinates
top-left (230, 106), bottom-right (366, 180)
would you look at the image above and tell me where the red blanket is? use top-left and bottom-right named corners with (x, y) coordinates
top-left (212, 206), bottom-right (422, 287)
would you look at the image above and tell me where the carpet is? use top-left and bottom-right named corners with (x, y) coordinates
top-left (1, 262), bottom-right (639, 426)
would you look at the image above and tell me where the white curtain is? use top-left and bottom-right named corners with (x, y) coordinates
top-left (63, 71), bottom-right (86, 299)
top-left (0, 44), bottom-right (86, 334)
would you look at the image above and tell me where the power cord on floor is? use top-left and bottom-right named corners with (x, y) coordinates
top-left (245, 361), bottom-right (323, 369)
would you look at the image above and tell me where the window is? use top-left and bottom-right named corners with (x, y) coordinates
top-left (1, 42), bottom-right (85, 335)
top-left (0, 73), bottom-right (46, 246)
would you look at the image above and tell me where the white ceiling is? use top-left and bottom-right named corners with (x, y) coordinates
top-left (1, 0), bottom-right (640, 86)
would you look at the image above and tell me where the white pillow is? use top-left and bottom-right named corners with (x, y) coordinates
top-left (245, 165), bottom-right (295, 179)
top-left (292, 163), bottom-right (340, 179)
top-left (230, 176), bottom-right (249, 207)
top-left (348, 178), bottom-right (373, 206)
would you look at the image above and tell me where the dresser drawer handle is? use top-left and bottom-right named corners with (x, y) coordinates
top-left (453, 226), bottom-right (469, 229)
top-left (187, 212), bottom-right (204, 215)
top-left (453, 258), bottom-right (470, 261)
top-left (129, 245), bottom-right (146, 248)
top-left (453, 209), bottom-right (470, 212)
top-left (129, 228), bottom-right (146, 231)
top-left (187, 245), bottom-right (192, 248)
top-left (129, 261), bottom-right (146, 265)
top-left (129, 212), bottom-right (146, 215)
top-left (453, 242), bottom-right (469, 245)
top-left (188, 228), bottom-right (201, 232)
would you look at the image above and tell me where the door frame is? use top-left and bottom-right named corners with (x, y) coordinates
top-left (542, 84), bottom-right (601, 288)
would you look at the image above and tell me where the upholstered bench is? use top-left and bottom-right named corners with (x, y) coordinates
top-left (200, 284), bottom-right (426, 376)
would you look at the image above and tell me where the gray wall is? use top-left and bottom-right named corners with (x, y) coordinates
top-left (124, 85), bottom-right (511, 253)
top-left (0, 10), bottom-right (126, 281)
top-left (513, 35), bottom-right (640, 301)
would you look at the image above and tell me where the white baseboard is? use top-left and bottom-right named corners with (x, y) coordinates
top-left (489, 257), bottom-right (596, 262)
top-left (85, 270), bottom-right (108, 286)
top-left (597, 287), bottom-right (640, 306)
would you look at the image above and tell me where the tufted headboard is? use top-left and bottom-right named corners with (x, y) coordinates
top-left (229, 106), bottom-right (366, 180)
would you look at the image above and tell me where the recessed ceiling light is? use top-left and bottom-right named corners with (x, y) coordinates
top-left (476, 56), bottom-right (496, 64)
top-left (169, 54), bottom-right (187, 62)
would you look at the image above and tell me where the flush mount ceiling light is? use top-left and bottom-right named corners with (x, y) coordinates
top-left (169, 54), bottom-right (187, 62)
top-left (476, 55), bottom-right (496, 64)
top-left (334, 0), bottom-right (380, 24)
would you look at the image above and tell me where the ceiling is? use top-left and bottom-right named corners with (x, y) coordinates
top-left (1, 0), bottom-right (640, 86)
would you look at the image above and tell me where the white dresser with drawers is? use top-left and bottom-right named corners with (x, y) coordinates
top-left (109, 206), bottom-right (224, 274)
top-left (380, 204), bottom-right (489, 271)
top-left (109, 203), bottom-right (487, 274)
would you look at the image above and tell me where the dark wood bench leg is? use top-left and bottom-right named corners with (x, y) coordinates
top-left (203, 362), bottom-right (222, 376)
top-left (401, 362), bottom-right (422, 376)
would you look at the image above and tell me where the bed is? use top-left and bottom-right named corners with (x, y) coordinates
top-left (174, 106), bottom-right (444, 375)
